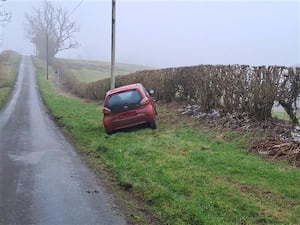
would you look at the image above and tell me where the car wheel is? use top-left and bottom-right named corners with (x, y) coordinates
top-left (105, 129), bottom-right (113, 135)
top-left (150, 121), bottom-right (157, 129)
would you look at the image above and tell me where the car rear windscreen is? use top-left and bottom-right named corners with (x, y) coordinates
top-left (107, 89), bottom-right (142, 112)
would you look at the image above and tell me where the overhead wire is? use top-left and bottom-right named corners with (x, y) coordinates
top-left (68, 0), bottom-right (84, 16)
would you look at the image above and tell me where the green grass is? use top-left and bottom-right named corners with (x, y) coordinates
top-left (58, 58), bottom-right (153, 83)
top-left (35, 60), bottom-right (300, 225)
top-left (272, 112), bottom-right (290, 121)
top-left (71, 68), bottom-right (110, 82)
top-left (0, 51), bottom-right (21, 109)
top-left (272, 111), bottom-right (300, 123)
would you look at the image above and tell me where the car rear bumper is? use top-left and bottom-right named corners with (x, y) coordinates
top-left (103, 107), bottom-right (155, 133)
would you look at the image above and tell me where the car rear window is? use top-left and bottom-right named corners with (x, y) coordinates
top-left (107, 89), bottom-right (142, 112)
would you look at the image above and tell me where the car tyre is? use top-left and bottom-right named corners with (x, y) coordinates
top-left (150, 121), bottom-right (157, 129)
top-left (105, 129), bottom-right (113, 135)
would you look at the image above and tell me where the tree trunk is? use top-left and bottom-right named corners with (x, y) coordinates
top-left (279, 100), bottom-right (299, 125)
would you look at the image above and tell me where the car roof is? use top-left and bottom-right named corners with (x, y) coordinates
top-left (106, 83), bottom-right (143, 96)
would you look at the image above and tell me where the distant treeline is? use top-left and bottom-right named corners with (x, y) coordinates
top-left (52, 59), bottom-right (300, 124)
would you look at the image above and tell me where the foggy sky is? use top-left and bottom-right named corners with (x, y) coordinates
top-left (1, 0), bottom-right (299, 68)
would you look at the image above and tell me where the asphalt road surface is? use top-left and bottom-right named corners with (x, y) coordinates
top-left (0, 56), bottom-right (126, 225)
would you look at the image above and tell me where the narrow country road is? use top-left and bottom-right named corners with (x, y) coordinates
top-left (0, 56), bottom-right (126, 225)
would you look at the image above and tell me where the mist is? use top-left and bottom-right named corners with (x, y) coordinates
top-left (1, 0), bottom-right (299, 68)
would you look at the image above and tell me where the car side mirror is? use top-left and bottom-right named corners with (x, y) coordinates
top-left (148, 89), bottom-right (154, 95)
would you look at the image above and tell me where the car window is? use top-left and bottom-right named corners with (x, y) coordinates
top-left (107, 89), bottom-right (142, 112)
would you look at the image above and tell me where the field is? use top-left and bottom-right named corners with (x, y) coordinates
top-left (57, 58), bottom-right (153, 83)
top-left (34, 59), bottom-right (300, 225)
top-left (0, 51), bottom-right (21, 109)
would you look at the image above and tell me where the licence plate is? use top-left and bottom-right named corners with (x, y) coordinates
top-left (119, 111), bottom-right (137, 119)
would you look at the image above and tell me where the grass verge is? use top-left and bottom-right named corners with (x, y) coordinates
top-left (58, 58), bottom-right (153, 83)
top-left (0, 51), bottom-right (21, 109)
top-left (35, 59), bottom-right (300, 225)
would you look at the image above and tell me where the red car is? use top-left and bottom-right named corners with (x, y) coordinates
top-left (103, 83), bottom-right (157, 134)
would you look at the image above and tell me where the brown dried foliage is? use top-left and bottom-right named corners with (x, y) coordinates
top-left (250, 138), bottom-right (300, 167)
top-left (53, 59), bottom-right (300, 124)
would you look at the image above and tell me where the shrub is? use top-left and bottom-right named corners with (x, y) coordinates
top-left (53, 58), bottom-right (300, 124)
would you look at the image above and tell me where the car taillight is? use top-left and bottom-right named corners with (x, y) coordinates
top-left (103, 107), bottom-right (111, 114)
top-left (140, 97), bottom-right (150, 105)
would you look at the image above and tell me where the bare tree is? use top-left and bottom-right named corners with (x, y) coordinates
top-left (0, 1), bottom-right (12, 25)
top-left (25, 1), bottom-right (79, 60)
top-left (276, 67), bottom-right (300, 125)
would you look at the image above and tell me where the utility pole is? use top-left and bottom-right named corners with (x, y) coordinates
top-left (110, 0), bottom-right (116, 89)
top-left (46, 32), bottom-right (49, 80)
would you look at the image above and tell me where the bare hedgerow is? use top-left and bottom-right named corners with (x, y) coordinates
top-left (54, 58), bottom-right (300, 124)
top-left (276, 67), bottom-right (300, 125)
